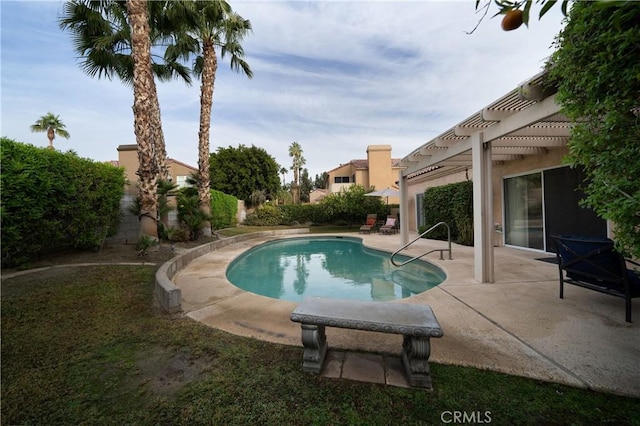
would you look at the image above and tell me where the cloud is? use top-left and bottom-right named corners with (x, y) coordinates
top-left (1, 0), bottom-right (565, 179)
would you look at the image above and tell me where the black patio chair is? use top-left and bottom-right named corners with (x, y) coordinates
top-left (552, 235), bottom-right (640, 322)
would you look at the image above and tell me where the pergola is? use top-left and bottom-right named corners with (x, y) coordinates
top-left (397, 70), bottom-right (572, 283)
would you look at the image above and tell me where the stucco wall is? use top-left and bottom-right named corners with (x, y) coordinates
top-left (367, 145), bottom-right (393, 190)
top-left (328, 163), bottom-right (355, 193)
top-left (116, 144), bottom-right (139, 194)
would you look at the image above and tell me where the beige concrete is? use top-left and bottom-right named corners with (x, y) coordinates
top-left (172, 233), bottom-right (640, 398)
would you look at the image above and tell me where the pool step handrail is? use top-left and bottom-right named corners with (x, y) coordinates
top-left (390, 222), bottom-right (452, 266)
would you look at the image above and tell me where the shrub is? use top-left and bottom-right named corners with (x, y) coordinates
top-left (210, 189), bottom-right (237, 230)
top-left (1, 138), bottom-right (125, 267)
top-left (278, 204), bottom-right (324, 225)
top-left (549, 2), bottom-right (640, 258)
top-left (176, 190), bottom-right (211, 241)
top-left (244, 204), bottom-right (283, 226)
top-left (166, 226), bottom-right (190, 242)
top-left (319, 185), bottom-right (386, 225)
top-left (135, 234), bottom-right (158, 257)
top-left (421, 180), bottom-right (473, 245)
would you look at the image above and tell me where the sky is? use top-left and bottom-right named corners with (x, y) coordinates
top-left (0, 1), bottom-right (566, 181)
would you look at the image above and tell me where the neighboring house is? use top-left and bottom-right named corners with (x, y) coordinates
top-left (107, 145), bottom-right (199, 243)
top-left (326, 145), bottom-right (403, 204)
top-left (309, 188), bottom-right (327, 204)
top-left (114, 144), bottom-right (198, 194)
top-left (397, 70), bottom-right (607, 283)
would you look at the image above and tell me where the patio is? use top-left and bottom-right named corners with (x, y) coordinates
top-left (171, 232), bottom-right (640, 398)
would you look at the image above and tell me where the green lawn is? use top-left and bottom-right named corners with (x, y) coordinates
top-left (1, 265), bottom-right (638, 425)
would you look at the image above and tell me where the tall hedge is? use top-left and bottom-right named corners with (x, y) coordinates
top-left (421, 180), bottom-right (473, 245)
top-left (278, 204), bottom-right (328, 224)
top-left (210, 189), bottom-right (237, 229)
top-left (1, 138), bottom-right (126, 267)
top-left (549, 2), bottom-right (640, 258)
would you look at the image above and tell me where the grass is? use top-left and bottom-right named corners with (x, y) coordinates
top-left (2, 264), bottom-right (639, 425)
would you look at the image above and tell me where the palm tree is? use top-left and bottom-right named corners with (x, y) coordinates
top-left (126, 0), bottom-right (158, 240)
top-left (59, 0), bottom-right (193, 182)
top-left (288, 141), bottom-right (306, 204)
top-left (30, 112), bottom-right (70, 150)
top-left (170, 0), bottom-right (253, 237)
top-left (60, 0), bottom-right (199, 240)
top-left (279, 167), bottom-right (288, 187)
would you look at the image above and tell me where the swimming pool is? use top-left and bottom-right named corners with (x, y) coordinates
top-left (226, 236), bottom-right (446, 302)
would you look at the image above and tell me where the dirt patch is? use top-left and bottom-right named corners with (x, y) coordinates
top-left (133, 346), bottom-right (216, 396)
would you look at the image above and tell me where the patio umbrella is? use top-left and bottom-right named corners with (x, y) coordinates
top-left (364, 187), bottom-right (400, 204)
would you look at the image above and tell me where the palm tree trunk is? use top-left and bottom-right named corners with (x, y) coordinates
top-left (47, 128), bottom-right (54, 150)
top-left (127, 0), bottom-right (158, 240)
top-left (197, 40), bottom-right (217, 237)
top-left (293, 168), bottom-right (300, 204)
top-left (151, 90), bottom-right (169, 182)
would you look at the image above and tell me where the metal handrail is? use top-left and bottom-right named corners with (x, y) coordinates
top-left (390, 222), bottom-right (452, 267)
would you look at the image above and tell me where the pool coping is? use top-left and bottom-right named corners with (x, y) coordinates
top-left (154, 228), bottom-right (310, 312)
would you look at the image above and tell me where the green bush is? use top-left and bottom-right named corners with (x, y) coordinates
top-left (210, 189), bottom-right (237, 230)
top-left (176, 190), bottom-right (211, 241)
top-left (549, 2), bottom-right (640, 258)
top-left (278, 204), bottom-right (326, 225)
top-left (244, 204), bottom-right (283, 226)
top-left (421, 180), bottom-right (473, 245)
top-left (166, 226), bottom-right (190, 242)
top-left (1, 138), bottom-right (126, 267)
top-left (241, 186), bottom-right (388, 228)
top-left (319, 185), bottom-right (386, 225)
top-left (135, 234), bottom-right (158, 257)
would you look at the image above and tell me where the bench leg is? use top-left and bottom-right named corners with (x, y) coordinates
top-left (300, 324), bottom-right (328, 373)
top-left (401, 335), bottom-right (433, 389)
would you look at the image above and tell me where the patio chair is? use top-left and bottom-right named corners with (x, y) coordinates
top-left (552, 235), bottom-right (640, 322)
top-left (379, 215), bottom-right (398, 235)
top-left (359, 214), bottom-right (378, 234)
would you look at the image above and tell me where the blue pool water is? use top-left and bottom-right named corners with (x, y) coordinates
top-left (225, 236), bottom-right (446, 302)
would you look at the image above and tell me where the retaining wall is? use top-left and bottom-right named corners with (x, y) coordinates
top-left (155, 228), bottom-right (310, 313)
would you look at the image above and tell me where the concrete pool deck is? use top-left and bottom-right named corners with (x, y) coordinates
top-left (172, 232), bottom-right (640, 398)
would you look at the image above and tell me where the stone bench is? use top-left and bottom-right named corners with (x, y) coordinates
top-left (290, 297), bottom-right (444, 389)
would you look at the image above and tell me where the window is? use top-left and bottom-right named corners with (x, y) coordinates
top-left (176, 175), bottom-right (189, 188)
top-left (334, 176), bottom-right (350, 183)
top-left (416, 193), bottom-right (425, 228)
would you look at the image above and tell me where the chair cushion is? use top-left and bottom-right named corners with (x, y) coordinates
top-left (385, 218), bottom-right (396, 226)
top-left (366, 218), bottom-right (375, 226)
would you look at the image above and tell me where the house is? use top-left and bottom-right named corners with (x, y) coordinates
top-left (107, 145), bottom-right (199, 243)
top-left (326, 145), bottom-right (403, 204)
top-left (397, 70), bottom-right (607, 283)
top-left (114, 144), bottom-right (198, 194)
top-left (309, 188), bottom-right (327, 204)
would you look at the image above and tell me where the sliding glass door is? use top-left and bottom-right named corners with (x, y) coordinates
top-left (504, 173), bottom-right (544, 250)
top-left (503, 167), bottom-right (606, 252)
